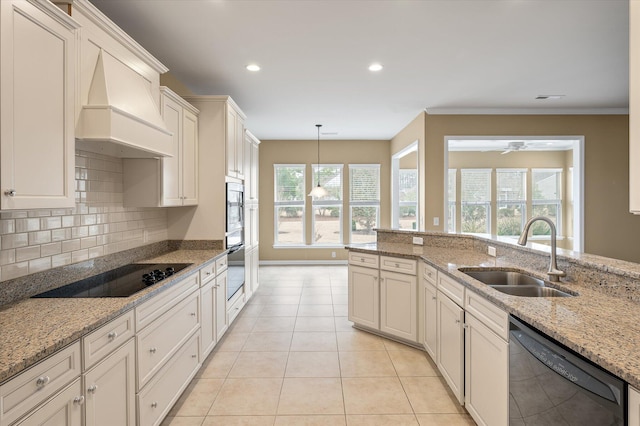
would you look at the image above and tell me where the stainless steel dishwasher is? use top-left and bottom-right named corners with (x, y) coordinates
top-left (509, 316), bottom-right (626, 425)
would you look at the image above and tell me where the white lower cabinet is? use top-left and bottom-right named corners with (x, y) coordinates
top-left (137, 332), bottom-right (201, 426)
top-left (436, 289), bottom-right (465, 404)
top-left (200, 277), bottom-right (217, 359)
top-left (380, 270), bottom-right (417, 342)
top-left (84, 339), bottom-right (136, 426)
top-left (14, 379), bottom-right (83, 426)
top-left (422, 277), bottom-right (438, 360)
top-left (630, 386), bottom-right (640, 426)
top-left (348, 264), bottom-right (379, 329)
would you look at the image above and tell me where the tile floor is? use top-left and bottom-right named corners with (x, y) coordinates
top-left (162, 265), bottom-right (476, 426)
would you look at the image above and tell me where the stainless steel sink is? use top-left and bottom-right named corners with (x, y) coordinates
top-left (459, 268), bottom-right (574, 298)
top-left (461, 270), bottom-right (545, 287)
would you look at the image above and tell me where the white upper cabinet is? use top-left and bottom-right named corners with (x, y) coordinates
top-left (0, 0), bottom-right (78, 209)
top-left (122, 88), bottom-right (199, 207)
top-left (226, 104), bottom-right (246, 180)
top-left (631, 0), bottom-right (640, 213)
top-left (245, 130), bottom-right (260, 203)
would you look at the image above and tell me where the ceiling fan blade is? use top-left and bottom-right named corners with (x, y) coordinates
top-left (501, 149), bottom-right (513, 155)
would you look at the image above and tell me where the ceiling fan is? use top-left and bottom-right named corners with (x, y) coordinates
top-left (501, 141), bottom-right (527, 155)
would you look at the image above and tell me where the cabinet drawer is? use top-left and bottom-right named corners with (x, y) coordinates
top-left (465, 291), bottom-right (509, 341)
top-left (380, 256), bottom-right (417, 275)
top-left (199, 261), bottom-right (216, 285)
top-left (1, 341), bottom-right (81, 425)
top-left (138, 332), bottom-right (200, 426)
top-left (136, 271), bottom-right (199, 331)
top-left (137, 291), bottom-right (200, 390)
top-left (348, 252), bottom-right (379, 268)
top-left (216, 255), bottom-right (228, 274)
top-left (228, 291), bottom-right (245, 325)
top-left (13, 378), bottom-right (83, 426)
top-left (438, 273), bottom-right (465, 307)
top-left (83, 310), bottom-right (135, 369)
top-left (422, 262), bottom-right (437, 284)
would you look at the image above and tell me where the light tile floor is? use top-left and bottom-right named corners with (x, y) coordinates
top-left (162, 265), bottom-right (476, 426)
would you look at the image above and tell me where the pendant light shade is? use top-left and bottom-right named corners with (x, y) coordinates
top-left (308, 124), bottom-right (328, 198)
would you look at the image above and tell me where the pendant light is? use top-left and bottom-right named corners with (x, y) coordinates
top-left (308, 124), bottom-right (329, 198)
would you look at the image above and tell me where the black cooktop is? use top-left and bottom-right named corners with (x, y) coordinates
top-left (32, 263), bottom-right (192, 298)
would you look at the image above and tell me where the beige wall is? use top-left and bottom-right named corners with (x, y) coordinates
top-left (421, 114), bottom-right (639, 263)
top-left (160, 72), bottom-right (195, 96)
top-left (259, 139), bottom-right (390, 261)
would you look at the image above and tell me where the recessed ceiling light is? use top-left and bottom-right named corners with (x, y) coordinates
top-left (535, 95), bottom-right (565, 100)
top-left (368, 63), bottom-right (383, 72)
top-left (246, 64), bottom-right (261, 72)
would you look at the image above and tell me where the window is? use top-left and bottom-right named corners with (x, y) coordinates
top-left (349, 165), bottom-right (380, 243)
top-left (532, 168), bottom-right (562, 235)
top-left (399, 169), bottom-right (418, 230)
top-left (496, 169), bottom-right (526, 236)
top-left (461, 169), bottom-right (491, 234)
top-left (311, 165), bottom-right (343, 245)
top-left (274, 165), bottom-right (305, 245)
top-left (447, 169), bottom-right (457, 233)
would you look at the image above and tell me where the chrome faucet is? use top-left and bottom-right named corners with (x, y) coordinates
top-left (517, 216), bottom-right (566, 282)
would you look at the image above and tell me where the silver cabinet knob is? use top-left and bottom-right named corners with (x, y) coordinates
top-left (88, 384), bottom-right (98, 393)
top-left (206, 271), bottom-right (211, 276)
top-left (149, 347), bottom-right (157, 354)
top-left (190, 312), bottom-right (196, 317)
top-left (36, 376), bottom-right (50, 387)
top-left (395, 263), bottom-right (400, 267)
top-left (4, 189), bottom-right (16, 197)
top-left (107, 331), bottom-right (118, 339)
top-left (432, 296), bottom-right (436, 300)
top-left (151, 402), bottom-right (158, 408)
top-left (191, 354), bottom-right (197, 358)
top-left (73, 396), bottom-right (85, 405)
top-left (455, 319), bottom-right (461, 324)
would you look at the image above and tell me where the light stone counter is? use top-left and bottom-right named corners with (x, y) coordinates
top-left (348, 240), bottom-right (640, 389)
top-left (0, 249), bottom-right (225, 384)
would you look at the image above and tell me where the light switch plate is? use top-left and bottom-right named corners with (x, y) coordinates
top-left (412, 236), bottom-right (424, 245)
top-left (488, 246), bottom-right (497, 257)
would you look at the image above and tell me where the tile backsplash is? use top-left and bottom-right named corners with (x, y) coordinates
top-left (0, 150), bottom-right (168, 282)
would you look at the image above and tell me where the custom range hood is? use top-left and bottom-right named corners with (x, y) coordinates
top-left (75, 50), bottom-right (173, 158)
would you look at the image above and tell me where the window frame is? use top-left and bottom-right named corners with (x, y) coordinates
top-left (531, 168), bottom-right (563, 236)
top-left (496, 168), bottom-right (527, 237)
top-left (273, 164), bottom-right (306, 246)
top-left (349, 164), bottom-right (381, 243)
top-left (460, 168), bottom-right (492, 235)
top-left (311, 164), bottom-right (344, 246)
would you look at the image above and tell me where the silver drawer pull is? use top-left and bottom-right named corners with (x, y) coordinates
top-left (151, 402), bottom-right (158, 408)
top-left (108, 331), bottom-right (118, 339)
top-left (149, 347), bottom-right (157, 354)
top-left (36, 376), bottom-right (50, 387)
top-left (88, 385), bottom-right (98, 393)
top-left (73, 396), bottom-right (85, 405)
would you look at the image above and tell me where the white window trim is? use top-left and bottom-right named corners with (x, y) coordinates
top-left (349, 164), bottom-right (381, 243)
top-left (311, 164), bottom-right (343, 245)
top-left (274, 164), bottom-right (306, 246)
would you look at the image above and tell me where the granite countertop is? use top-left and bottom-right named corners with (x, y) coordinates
top-left (0, 249), bottom-right (225, 384)
top-left (348, 242), bottom-right (640, 389)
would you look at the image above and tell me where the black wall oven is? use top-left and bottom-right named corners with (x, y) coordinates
top-left (226, 182), bottom-right (245, 301)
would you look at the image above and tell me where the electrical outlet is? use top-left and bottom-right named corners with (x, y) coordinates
top-left (412, 236), bottom-right (424, 245)
top-left (331, 251), bottom-right (336, 258)
top-left (488, 246), bottom-right (497, 257)
top-left (433, 217), bottom-right (440, 226)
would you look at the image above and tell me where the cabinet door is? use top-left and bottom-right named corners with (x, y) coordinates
top-left (380, 270), bottom-right (417, 342)
top-left (250, 139), bottom-right (259, 202)
top-left (181, 108), bottom-right (198, 205)
top-left (235, 116), bottom-right (245, 180)
top-left (437, 291), bottom-right (464, 404)
top-left (200, 279), bottom-right (216, 359)
top-left (464, 313), bottom-right (508, 426)
top-left (14, 379), bottom-right (83, 426)
top-left (160, 93), bottom-right (183, 206)
top-left (84, 339), bottom-right (136, 426)
top-left (0, 0), bottom-right (76, 209)
top-left (244, 249), bottom-right (254, 301)
top-left (630, 386), bottom-right (640, 426)
top-left (348, 265), bottom-right (379, 329)
top-left (226, 108), bottom-right (237, 177)
top-left (215, 269), bottom-right (229, 340)
top-left (423, 280), bottom-right (438, 360)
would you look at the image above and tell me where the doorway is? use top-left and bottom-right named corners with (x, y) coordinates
top-left (392, 141), bottom-right (419, 230)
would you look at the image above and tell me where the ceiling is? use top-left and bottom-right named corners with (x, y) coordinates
top-left (90, 0), bottom-right (629, 141)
